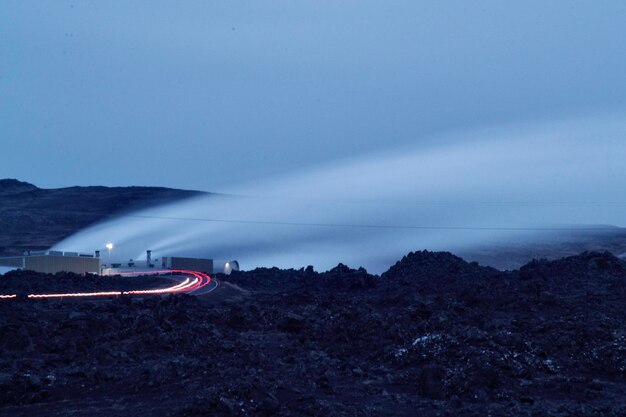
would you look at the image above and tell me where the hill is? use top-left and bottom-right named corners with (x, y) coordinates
top-left (0, 179), bottom-right (204, 256)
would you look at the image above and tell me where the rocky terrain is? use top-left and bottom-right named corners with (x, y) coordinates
top-left (0, 250), bottom-right (624, 416)
top-left (0, 270), bottom-right (174, 296)
top-left (0, 179), bottom-right (204, 256)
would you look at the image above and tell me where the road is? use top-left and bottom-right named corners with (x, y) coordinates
top-left (0, 269), bottom-right (218, 299)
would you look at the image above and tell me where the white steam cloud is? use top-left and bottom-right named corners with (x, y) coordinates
top-left (54, 114), bottom-right (626, 273)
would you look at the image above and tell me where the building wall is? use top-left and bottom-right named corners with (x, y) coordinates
top-left (165, 257), bottom-right (214, 274)
top-left (0, 257), bottom-right (25, 268)
top-left (24, 255), bottom-right (100, 275)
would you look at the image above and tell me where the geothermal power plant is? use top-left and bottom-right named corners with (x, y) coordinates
top-left (0, 249), bottom-right (238, 276)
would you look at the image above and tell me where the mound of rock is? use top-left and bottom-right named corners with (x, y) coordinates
top-left (383, 250), bottom-right (498, 281)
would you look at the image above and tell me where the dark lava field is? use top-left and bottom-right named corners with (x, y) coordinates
top-left (1, 250), bottom-right (625, 416)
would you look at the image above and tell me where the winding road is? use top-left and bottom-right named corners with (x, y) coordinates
top-left (0, 269), bottom-right (218, 299)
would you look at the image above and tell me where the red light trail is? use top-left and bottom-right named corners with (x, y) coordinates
top-left (0, 270), bottom-right (214, 300)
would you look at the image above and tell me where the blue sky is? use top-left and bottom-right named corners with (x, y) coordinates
top-left (1, 1), bottom-right (625, 192)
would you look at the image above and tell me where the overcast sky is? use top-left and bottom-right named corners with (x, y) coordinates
top-left (1, 1), bottom-right (625, 192)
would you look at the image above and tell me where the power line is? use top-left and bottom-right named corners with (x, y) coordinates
top-left (126, 214), bottom-right (622, 232)
top-left (234, 195), bottom-right (626, 207)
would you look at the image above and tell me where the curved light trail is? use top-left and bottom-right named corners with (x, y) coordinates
top-left (28, 291), bottom-right (123, 299)
top-left (0, 270), bottom-right (215, 300)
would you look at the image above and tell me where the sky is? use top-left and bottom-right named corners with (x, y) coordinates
top-left (2, 1), bottom-right (626, 192)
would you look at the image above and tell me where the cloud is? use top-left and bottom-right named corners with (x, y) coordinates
top-left (54, 113), bottom-right (626, 272)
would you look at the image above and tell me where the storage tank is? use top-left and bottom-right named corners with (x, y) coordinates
top-left (212, 260), bottom-right (239, 275)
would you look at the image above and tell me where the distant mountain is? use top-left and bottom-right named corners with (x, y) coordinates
top-left (0, 179), bottom-right (38, 195)
top-left (0, 179), bottom-right (205, 256)
top-left (456, 227), bottom-right (626, 270)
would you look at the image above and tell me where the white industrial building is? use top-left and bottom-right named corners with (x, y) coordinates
top-left (0, 249), bottom-right (238, 276)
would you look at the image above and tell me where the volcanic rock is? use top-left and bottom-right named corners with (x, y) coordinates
top-left (0, 251), bottom-right (625, 416)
